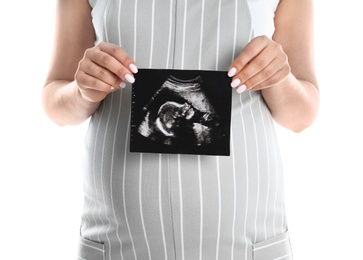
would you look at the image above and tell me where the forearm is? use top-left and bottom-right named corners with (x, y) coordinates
top-left (42, 80), bottom-right (100, 126)
top-left (261, 73), bottom-right (320, 132)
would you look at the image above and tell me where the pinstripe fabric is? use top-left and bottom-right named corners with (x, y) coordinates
top-left (78, 0), bottom-right (292, 259)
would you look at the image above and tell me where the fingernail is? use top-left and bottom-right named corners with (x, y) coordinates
top-left (237, 84), bottom-right (247, 94)
top-left (231, 78), bottom-right (241, 88)
top-left (228, 67), bottom-right (237, 77)
top-left (125, 74), bottom-right (135, 83)
top-left (119, 82), bottom-right (126, 88)
top-left (129, 64), bottom-right (138, 74)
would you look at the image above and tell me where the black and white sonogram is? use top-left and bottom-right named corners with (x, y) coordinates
top-left (130, 69), bottom-right (232, 156)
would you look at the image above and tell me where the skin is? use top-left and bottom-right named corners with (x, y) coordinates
top-left (228, 0), bottom-right (319, 132)
top-left (43, 0), bottom-right (319, 132)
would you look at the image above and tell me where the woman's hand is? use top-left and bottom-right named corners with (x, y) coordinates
top-left (227, 36), bottom-right (291, 94)
top-left (75, 42), bottom-right (138, 103)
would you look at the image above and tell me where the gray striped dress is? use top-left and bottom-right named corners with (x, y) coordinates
top-left (78, 0), bottom-right (293, 259)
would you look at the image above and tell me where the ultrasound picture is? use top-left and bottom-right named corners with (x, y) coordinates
top-left (130, 69), bottom-right (232, 156)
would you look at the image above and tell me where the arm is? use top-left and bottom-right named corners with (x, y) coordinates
top-left (42, 0), bottom-right (137, 126)
top-left (264, 0), bottom-right (319, 132)
top-left (228, 0), bottom-right (319, 132)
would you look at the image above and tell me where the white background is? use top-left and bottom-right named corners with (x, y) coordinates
top-left (1, 1), bottom-right (362, 259)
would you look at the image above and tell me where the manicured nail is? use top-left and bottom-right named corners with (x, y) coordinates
top-left (237, 84), bottom-right (247, 94)
top-left (228, 67), bottom-right (237, 77)
top-left (125, 74), bottom-right (135, 83)
top-left (119, 82), bottom-right (126, 88)
top-left (129, 64), bottom-right (138, 74)
top-left (231, 78), bottom-right (241, 88)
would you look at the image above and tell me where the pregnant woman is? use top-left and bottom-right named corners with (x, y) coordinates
top-left (42, 0), bottom-right (319, 259)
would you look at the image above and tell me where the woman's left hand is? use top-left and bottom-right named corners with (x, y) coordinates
top-left (227, 35), bottom-right (291, 94)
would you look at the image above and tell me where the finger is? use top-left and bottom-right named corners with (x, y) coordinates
top-left (87, 49), bottom-right (135, 84)
top-left (79, 59), bottom-right (121, 87)
top-left (98, 42), bottom-right (138, 74)
top-left (237, 62), bottom-right (291, 93)
top-left (240, 56), bottom-right (281, 90)
top-left (231, 47), bottom-right (276, 88)
top-left (246, 50), bottom-right (290, 90)
top-left (228, 36), bottom-right (270, 77)
top-left (76, 70), bottom-right (116, 93)
top-left (230, 39), bottom-right (289, 92)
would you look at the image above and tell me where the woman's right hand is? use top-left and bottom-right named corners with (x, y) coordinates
top-left (75, 42), bottom-right (138, 103)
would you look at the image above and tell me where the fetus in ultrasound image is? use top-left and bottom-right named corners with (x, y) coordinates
top-left (138, 75), bottom-right (222, 146)
top-left (130, 69), bottom-right (232, 156)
